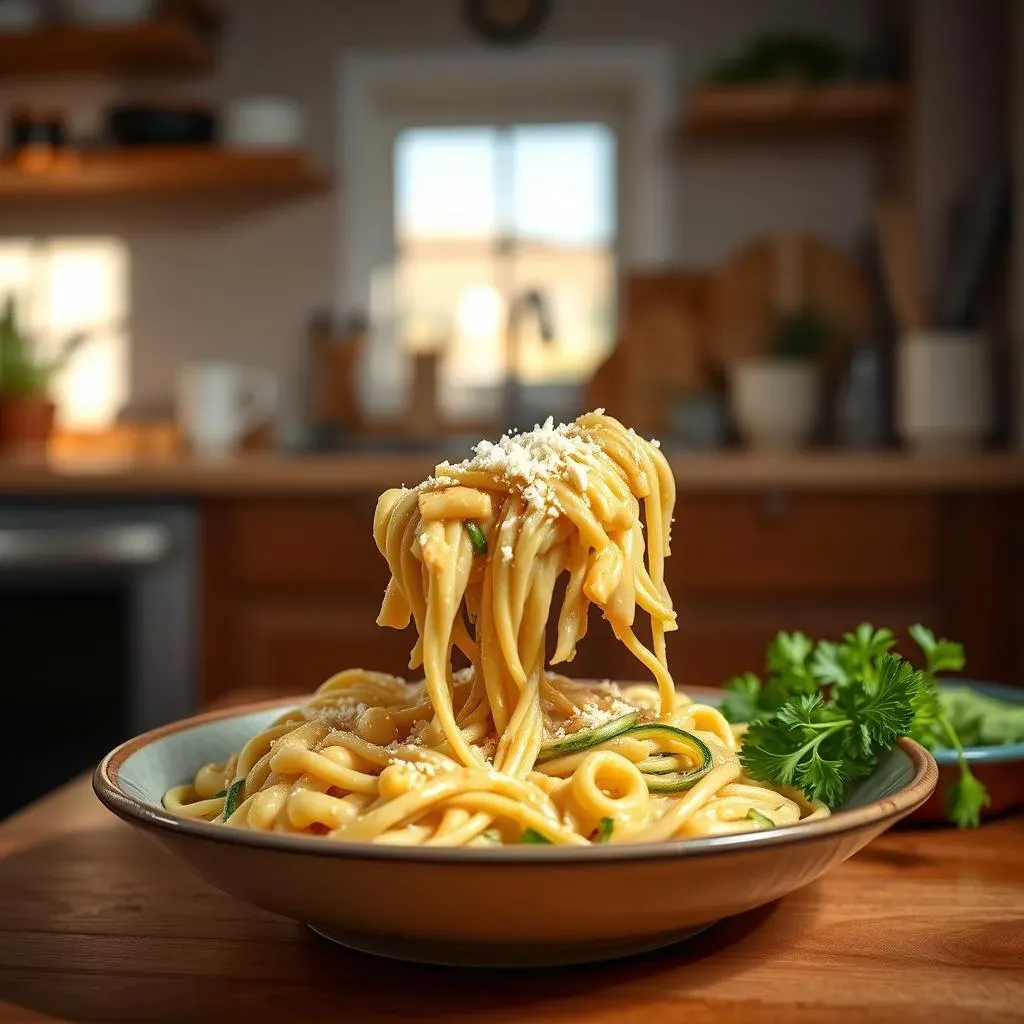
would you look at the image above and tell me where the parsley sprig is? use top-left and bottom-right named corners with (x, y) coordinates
top-left (723, 624), bottom-right (989, 828)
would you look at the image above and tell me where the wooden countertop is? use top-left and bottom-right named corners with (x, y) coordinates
top-left (1, 449), bottom-right (1023, 497)
top-left (1, 776), bottom-right (1022, 1023)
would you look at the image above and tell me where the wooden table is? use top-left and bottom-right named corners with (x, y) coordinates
top-left (1, 778), bottom-right (1022, 1024)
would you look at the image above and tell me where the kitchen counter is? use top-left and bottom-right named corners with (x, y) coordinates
top-left (0, 773), bottom-right (1022, 1023)
top-left (1, 449), bottom-right (1024, 496)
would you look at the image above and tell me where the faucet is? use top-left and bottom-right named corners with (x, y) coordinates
top-left (503, 288), bottom-right (555, 431)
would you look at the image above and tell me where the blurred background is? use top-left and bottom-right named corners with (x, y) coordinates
top-left (0, 0), bottom-right (1021, 816)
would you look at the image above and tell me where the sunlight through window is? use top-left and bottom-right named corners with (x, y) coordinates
top-left (0, 237), bottom-right (128, 430)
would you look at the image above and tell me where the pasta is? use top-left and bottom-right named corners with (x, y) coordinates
top-left (166, 412), bottom-right (828, 845)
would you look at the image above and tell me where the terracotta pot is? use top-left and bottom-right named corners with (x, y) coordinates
top-left (0, 393), bottom-right (56, 455)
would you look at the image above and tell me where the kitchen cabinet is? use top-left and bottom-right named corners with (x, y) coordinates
top-left (200, 490), bottom-right (1024, 702)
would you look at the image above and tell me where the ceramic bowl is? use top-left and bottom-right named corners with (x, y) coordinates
top-left (94, 692), bottom-right (937, 968)
top-left (909, 679), bottom-right (1024, 825)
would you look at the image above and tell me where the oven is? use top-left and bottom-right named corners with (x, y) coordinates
top-left (0, 502), bottom-right (198, 818)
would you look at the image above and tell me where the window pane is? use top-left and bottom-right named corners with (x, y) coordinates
top-left (394, 127), bottom-right (499, 243)
top-left (395, 252), bottom-right (505, 419)
top-left (0, 237), bottom-right (128, 430)
top-left (511, 123), bottom-right (616, 246)
top-left (511, 242), bottom-right (615, 385)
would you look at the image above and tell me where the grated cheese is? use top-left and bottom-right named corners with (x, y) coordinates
top-left (445, 416), bottom-right (601, 518)
top-left (550, 697), bottom-right (634, 740)
top-left (312, 700), bottom-right (368, 729)
top-left (500, 543), bottom-right (514, 562)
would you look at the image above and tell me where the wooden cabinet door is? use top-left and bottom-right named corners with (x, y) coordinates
top-left (232, 599), bottom-right (415, 695)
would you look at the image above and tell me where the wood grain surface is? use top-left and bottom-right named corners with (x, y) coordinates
top-left (1, 776), bottom-right (1021, 1023)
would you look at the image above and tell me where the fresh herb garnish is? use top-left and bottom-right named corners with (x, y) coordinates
top-left (463, 521), bottom-right (487, 556)
top-left (590, 817), bottom-right (615, 843)
top-left (724, 623), bottom-right (989, 828)
top-left (212, 789), bottom-right (226, 799)
top-left (746, 808), bottom-right (775, 828)
top-left (907, 625), bottom-right (989, 828)
top-left (222, 779), bottom-right (245, 821)
top-left (520, 828), bottom-right (552, 844)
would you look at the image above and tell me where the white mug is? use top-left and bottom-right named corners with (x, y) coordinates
top-left (176, 362), bottom-right (278, 456)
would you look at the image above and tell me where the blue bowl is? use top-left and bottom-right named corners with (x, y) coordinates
top-left (931, 679), bottom-right (1024, 765)
top-left (912, 679), bottom-right (1024, 824)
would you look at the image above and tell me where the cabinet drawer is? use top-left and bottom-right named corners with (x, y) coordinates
top-left (669, 495), bottom-right (940, 595)
top-left (223, 498), bottom-right (390, 593)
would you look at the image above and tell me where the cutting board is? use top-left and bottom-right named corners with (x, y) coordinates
top-left (587, 269), bottom-right (712, 435)
top-left (708, 232), bottom-right (873, 374)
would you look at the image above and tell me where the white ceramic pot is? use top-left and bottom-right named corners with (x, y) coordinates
top-left (225, 97), bottom-right (304, 150)
top-left (62, 0), bottom-right (154, 25)
top-left (897, 332), bottom-right (992, 452)
top-left (731, 357), bottom-right (820, 450)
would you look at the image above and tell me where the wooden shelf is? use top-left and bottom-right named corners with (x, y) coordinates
top-left (0, 18), bottom-right (215, 76)
top-left (683, 82), bottom-right (907, 139)
top-left (0, 148), bottom-right (331, 200)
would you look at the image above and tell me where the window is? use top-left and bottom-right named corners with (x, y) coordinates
top-left (392, 122), bottom-right (616, 420)
top-left (0, 238), bottom-right (128, 430)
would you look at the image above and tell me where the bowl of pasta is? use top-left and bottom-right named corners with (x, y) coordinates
top-left (95, 412), bottom-right (937, 966)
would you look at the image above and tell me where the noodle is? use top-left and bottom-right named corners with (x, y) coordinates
top-left (165, 412), bottom-right (828, 845)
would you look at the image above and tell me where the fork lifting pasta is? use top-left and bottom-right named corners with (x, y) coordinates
top-left (166, 412), bottom-right (828, 844)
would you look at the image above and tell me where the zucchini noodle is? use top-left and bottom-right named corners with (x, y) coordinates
top-left (165, 412), bottom-right (828, 844)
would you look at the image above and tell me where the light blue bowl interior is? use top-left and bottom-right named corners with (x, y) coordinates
top-left (119, 705), bottom-right (291, 808)
top-left (116, 700), bottom-right (915, 815)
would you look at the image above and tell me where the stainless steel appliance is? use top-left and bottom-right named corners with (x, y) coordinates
top-left (0, 502), bottom-right (197, 817)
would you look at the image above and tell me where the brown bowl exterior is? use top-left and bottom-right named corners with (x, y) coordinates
top-left (94, 692), bottom-right (938, 966)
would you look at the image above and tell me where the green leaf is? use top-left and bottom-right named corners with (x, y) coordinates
top-left (222, 779), bottom-right (245, 820)
top-left (795, 751), bottom-right (848, 807)
top-left (809, 640), bottom-right (851, 687)
top-left (520, 828), bottom-right (552, 844)
top-left (909, 623), bottom-right (965, 676)
top-left (721, 672), bottom-right (764, 723)
top-left (740, 717), bottom-right (817, 789)
top-left (746, 808), bottom-right (775, 828)
top-left (463, 521), bottom-right (487, 556)
top-left (212, 789), bottom-right (227, 799)
top-left (591, 817), bottom-right (614, 843)
top-left (766, 631), bottom-right (813, 676)
top-left (841, 623), bottom-right (896, 682)
top-left (833, 655), bottom-right (919, 749)
top-left (945, 765), bottom-right (990, 828)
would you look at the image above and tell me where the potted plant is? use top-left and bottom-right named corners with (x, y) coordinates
top-left (730, 307), bottom-right (831, 450)
top-left (0, 294), bottom-right (88, 454)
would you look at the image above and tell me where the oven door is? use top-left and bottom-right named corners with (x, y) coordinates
top-left (0, 505), bottom-right (197, 818)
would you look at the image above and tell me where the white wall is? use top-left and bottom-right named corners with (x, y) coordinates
top-left (0, 0), bottom-right (876, 431)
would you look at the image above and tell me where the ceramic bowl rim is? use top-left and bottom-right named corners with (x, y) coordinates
top-left (94, 686), bottom-right (938, 864)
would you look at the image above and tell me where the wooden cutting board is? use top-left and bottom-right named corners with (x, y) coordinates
top-left (707, 232), bottom-right (873, 375)
top-left (587, 269), bottom-right (712, 435)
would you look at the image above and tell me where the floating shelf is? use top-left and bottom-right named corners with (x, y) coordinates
top-left (0, 18), bottom-right (215, 76)
top-left (0, 148), bottom-right (331, 200)
top-left (683, 83), bottom-right (907, 139)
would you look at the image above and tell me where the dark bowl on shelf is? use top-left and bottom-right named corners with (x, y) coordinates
top-left (107, 104), bottom-right (218, 147)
